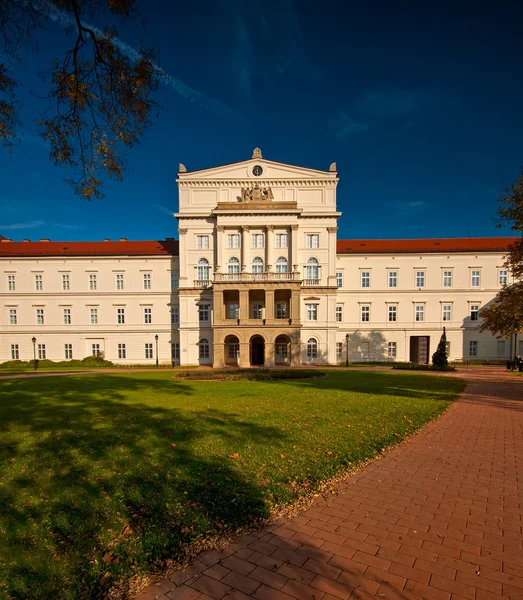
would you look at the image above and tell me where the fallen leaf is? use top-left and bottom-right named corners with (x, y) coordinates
top-left (103, 551), bottom-right (114, 564)
top-left (229, 453), bottom-right (240, 459)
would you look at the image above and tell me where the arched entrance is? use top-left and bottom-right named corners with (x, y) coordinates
top-left (250, 336), bottom-right (265, 366)
top-left (224, 334), bottom-right (240, 366)
top-left (275, 335), bottom-right (291, 365)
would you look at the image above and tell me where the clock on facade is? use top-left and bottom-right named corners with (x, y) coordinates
top-left (252, 165), bottom-right (263, 176)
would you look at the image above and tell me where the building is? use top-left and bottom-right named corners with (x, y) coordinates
top-left (0, 149), bottom-right (518, 366)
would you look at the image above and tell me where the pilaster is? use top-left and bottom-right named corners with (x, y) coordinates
top-left (291, 224), bottom-right (299, 270)
top-left (266, 225), bottom-right (274, 269)
top-left (239, 343), bottom-right (250, 368)
top-left (178, 228), bottom-right (188, 281)
top-left (239, 289), bottom-right (249, 321)
top-left (216, 226), bottom-right (224, 274)
top-left (265, 289), bottom-right (275, 320)
top-left (265, 342), bottom-right (275, 367)
top-left (241, 225), bottom-right (249, 270)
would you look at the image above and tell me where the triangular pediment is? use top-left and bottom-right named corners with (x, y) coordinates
top-left (178, 157), bottom-right (337, 181)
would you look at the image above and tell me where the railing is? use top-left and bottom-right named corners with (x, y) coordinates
top-left (304, 278), bottom-right (320, 286)
top-left (194, 279), bottom-right (212, 288)
top-left (214, 272), bottom-right (300, 282)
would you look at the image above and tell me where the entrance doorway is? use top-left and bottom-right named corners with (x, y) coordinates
top-left (250, 336), bottom-right (265, 366)
top-left (410, 335), bottom-right (430, 364)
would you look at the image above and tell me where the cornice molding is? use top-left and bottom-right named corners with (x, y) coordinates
top-left (178, 179), bottom-right (338, 187)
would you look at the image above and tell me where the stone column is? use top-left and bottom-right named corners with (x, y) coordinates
top-left (291, 225), bottom-right (299, 274)
top-left (241, 225), bottom-right (249, 270)
top-left (266, 225), bottom-right (274, 270)
top-left (239, 289), bottom-right (249, 321)
top-left (178, 228), bottom-right (188, 283)
top-left (327, 226), bottom-right (338, 286)
top-left (239, 342), bottom-right (250, 368)
top-left (291, 290), bottom-right (300, 323)
top-left (216, 226), bottom-right (224, 274)
top-left (265, 342), bottom-right (275, 367)
top-left (213, 342), bottom-right (224, 368)
top-left (265, 289), bottom-right (275, 321)
top-left (290, 339), bottom-right (301, 366)
top-left (214, 290), bottom-right (223, 323)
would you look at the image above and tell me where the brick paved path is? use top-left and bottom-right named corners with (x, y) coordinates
top-left (136, 368), bottom-right (523, 600)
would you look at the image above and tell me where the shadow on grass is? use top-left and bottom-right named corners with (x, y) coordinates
top-left (0, 375), bottom-right (283, 600)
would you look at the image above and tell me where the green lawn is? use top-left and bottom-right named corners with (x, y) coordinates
top-left (0, 370), bottom-right (465, 599)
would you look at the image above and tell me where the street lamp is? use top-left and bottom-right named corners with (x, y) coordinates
top-left (345, 333), bottom-right (350, 367)
top-left (155, 334), bottom-right (159, 367)
top-left (32, 336), bottom-right (37, 370)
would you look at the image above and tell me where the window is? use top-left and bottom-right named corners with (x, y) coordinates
top-left (227, 234), bottom-right (240, 249)
top-left (336, 342), bottom-right (343, 361)
top-left (275, 233), bottom-right (288, 248)
top-left (36, 308), bottom-right (44, 325)
top-left (228, 302), bottom-right (239, 319)
top-left (196, 235), bottom-right (209, 249)
top-left (497, 340), bottom-right (506, 357)
top-left (275, 257), bottom-right (288, 273)
top-left (306, 303), bottom-right (318, 321)
top-left (90, 307), bottom-right (98, 325)
top-left (471, 270), bottom-right (480, 287)
top-left (306, 234), bottom-right (319, 249)
top-left (306, 257), bottom-right (319, 282)
top-left (228, 257), bottom-right (240, 274)
top-left (171, 307), bottom-right (179, 324)
top-left (361, 271), bottom-right (370, 288)
top-left (388, 271), bottom-right (398, 288)
top-left (251, 233), bottom-right (264, 248)
top-left (443, 271), bottom-right (453, 287)
top-left (252, 303), bottom-right (263, 319)
top-left (38, 344), bottom-right (46, 359)
top-left (499, 269), bottom-right (508, 286)
top-left (11, 344), bottom-right (19, 360)
top-left (276, 302), bottom-right (287, 319)
top-left (62, 274), bottom-right (70, 290)
top-left (199, 304), bottom-right (210, 322)
top-left (35, 274), bottom-right (43, 291)
top-left (116, 273), bottom-right (124, 290)
top-left (7, 274), bottom-right (15, 291)
top-left (117, 307), bottom-right (125, 324)
top-left (336, 272), bottom-right (343, 288)
top-left (469, 341), bottom-right (478, 357)
top-left (306, 338), bottom-right (318, 359)
top-left (388, 342), bottom-right (397, 358)
top-left (197, 258), bottom-right (210, 281)
top-left (361, 305), bottom-right (370, 322)
top-left (91, 343), bottom-right (100, 357)
top-left (470, 304), bottom-right (479, 321)
top-left (145, 343), bottom-right (154, 359)
top-left (199, 338), bottom-right (210, 359)
top-left (144, 307), bottom-right (152, 324)
top-left (416, 271), bottom-right (425, 288)
top-left (415, 305), bottom-right (425, 322)
top-left (442, 304), bottom-right (452, 322)
top-left (336, 305), bottom-right (343, 322)
top-left (228, 338), bottom-right (240, 359)
top-left (9, 309), bottom-right (17, 325)
top-left (143, 273), bottom-right (151, 290)
top-left (89, 273), bottom-right (97, 290)
top-left (118, 343), bottom-right (127, 359)
top-left (275, 341), bottom-right (288, 359)
top-left (388, 305), bottom-right (397, 322)
top-left (64, 344), bottom-right (73, 360)
top-left (252, 257), bottom-right (264, 273)
top-left (63, 308), bottom-right (71, 325)
top-left (171, 343), bottom-right (180, 360)
top-left (171, 273), bottom-right (179, 290)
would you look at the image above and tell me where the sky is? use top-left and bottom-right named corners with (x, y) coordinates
top-left (1, 0), bottom-right (523, 242)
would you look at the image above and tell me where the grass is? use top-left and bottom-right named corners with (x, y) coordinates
top-left (175, 368), bottom-right (324, 381)
top-left (0, 370), bottom-right (465, 599)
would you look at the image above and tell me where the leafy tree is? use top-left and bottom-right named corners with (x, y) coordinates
top-left (432, 327), bottom-right (448, 369)
top-left (479, 165), bottom-right (523, 340)
top-left (0, 0), bottom-right (158, 200)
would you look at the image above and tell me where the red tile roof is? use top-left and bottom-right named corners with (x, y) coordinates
top-left (336, 237), bottom-right (519, 254)
top-left (0, 239), bottom-right (179, 257)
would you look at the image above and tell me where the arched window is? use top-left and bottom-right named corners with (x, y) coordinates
top-left (306, 257), bottom-right (319, 281)
top-left (228, 257), bottom-right (240, 274)
top-left (275, 256), bottom-right (288, 273)
top-left (197, 258), bottom-right (210, 281)
top-left (306, 338), bottom-right (318, 359)
top-left (199, 338), bottom-right (210, 359)
top-left (252, 256), bottom-right (264, 273)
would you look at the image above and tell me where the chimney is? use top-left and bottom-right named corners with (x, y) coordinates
top-left (23, 239), bottom-right (30, 242)
top-left (1, 238), bottom-right (12, 242)
top-left (119, 237), bottom-right (127, 242)
top-left (40, 238), bottom-right (51, 242)
top-left (104, 238), bottom-right (110, 242)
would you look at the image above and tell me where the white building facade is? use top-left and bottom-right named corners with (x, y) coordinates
top-left (0, 150), bottom-right (518, 366)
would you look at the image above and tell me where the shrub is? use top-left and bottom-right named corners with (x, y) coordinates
top-left (175, 369), bottom-right (325, 381)
top-left (392, 362), bottom-right (455, 372)
top-left (432, 328), bottom-right (449, 369)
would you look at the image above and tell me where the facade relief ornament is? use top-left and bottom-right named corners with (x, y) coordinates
top-left (240, 183), bottom-right (274, 203)
top-left (216, 226), bottom-right (225, 232)
top-left (252, 147), bottom-right (262, 159)
top-left (329, 162), bottom-right (337, 172)
top-left (179, 163), bottom-right (187, 173)
top-left (178, 228), bottom-right (188, 235)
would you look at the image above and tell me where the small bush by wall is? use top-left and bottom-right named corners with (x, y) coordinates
top-left (392, 363), bottom-right (456, 372)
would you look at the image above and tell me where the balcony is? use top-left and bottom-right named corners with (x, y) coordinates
top-left (194, 279), bottom-right (212, 288)
top-left (214, 272), bottom-right (301, 282)
top-left (304, 278), bottom-right (320, 286)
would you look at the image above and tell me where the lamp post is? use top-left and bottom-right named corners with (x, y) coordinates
top-left (345, 333), bottom-right (349, 367)
top-left (155, 334), bottom-right (159, 367)
top-left (32, 336), bottom-right (37, 370)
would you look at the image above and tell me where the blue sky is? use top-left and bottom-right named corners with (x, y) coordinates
top-left (1, 0), bottom-right (522, 241)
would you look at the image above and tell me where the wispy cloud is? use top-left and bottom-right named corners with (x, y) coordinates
top-left (54, 223), bottom-right (82, 230)
top-left (152, 204), bottom-right (175, 217)
top-left (391, 200), bottom-right (433, 216)
top-left (33, 1), bottom-right (248, 126)
top-left (0, 220), bottom-right (45, 230)
top-left (328, 111), bottom-right (370, 138)
top-left (357, 86), bottom-right (451, 119)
